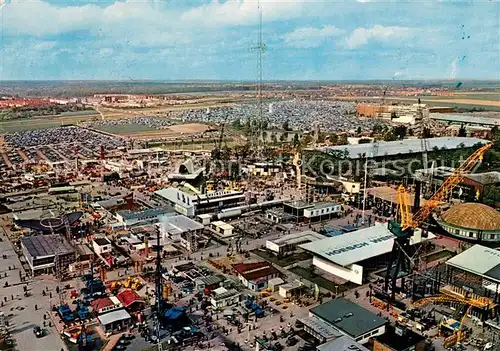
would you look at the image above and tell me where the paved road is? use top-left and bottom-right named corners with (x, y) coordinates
top-left (0, 225), bottom-right (67, 351)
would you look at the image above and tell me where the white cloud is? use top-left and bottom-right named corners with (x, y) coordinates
top-left (34, 41), bottom-right (57, 51)
top-left (345, 25), bottom-right (413, 48)
top-left (181, 0), bottom-right (309, 28)
top-left (284, 25), bottom-right (345, 48)
top-left (450, 58), bottom-right (459, 78)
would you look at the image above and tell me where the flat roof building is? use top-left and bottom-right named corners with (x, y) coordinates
top-left (301, 223), bottom-right (435, 284)
top-left (310, 298), bottom-right (387, 344)
top-left (159, 214), bottom-right (204, 242)
top-left (115, 206), bottom-right (175, 227)
top-left (154, 188), bottom-right (245, 217)
top-left (310, 137), bottom-right (488, 160)
top-left (317, 335), bottom-right (369, 351)
top-left (266, 230), bottom-right (327, 257)
top-left (21, 234), bottom-right (76, 276)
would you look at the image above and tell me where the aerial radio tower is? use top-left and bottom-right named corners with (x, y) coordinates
top-left (251, 0), bottom-right (266, 148)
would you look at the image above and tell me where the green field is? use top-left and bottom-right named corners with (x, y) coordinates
top-left (93, 123), bottom-right (156, 135)
top-left (0, 119), bottom-right (63, 133)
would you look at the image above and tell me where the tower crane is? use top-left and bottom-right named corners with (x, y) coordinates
top-left (385, 143), bottom-right (493, 300)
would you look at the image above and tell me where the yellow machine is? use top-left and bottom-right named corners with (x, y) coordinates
top-left (411, 293), bottom-right (494, 347)
top-left (398, 143), bottom-right (493, 231)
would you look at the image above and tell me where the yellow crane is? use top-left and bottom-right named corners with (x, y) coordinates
top-left (386, 142), bottom-right (493, 299)
top-left (410, 294), bottom-right (494, 347)
top-left (398, 142), bottom-right (492, 231)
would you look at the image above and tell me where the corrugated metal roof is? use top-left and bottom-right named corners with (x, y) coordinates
top-left (311, 137), bottom-right (488, 159)
top-left (446, 245), bottom-right (500, 279)
top-left (300, 223), bottom-right (434, 266)
top-left (98, 309), bottom-right (131, 325)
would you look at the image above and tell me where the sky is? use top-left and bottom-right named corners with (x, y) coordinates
top-left (0, 0), bottom-right (499, 81)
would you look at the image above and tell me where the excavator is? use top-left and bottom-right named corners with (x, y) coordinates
top-left (386, 142), bottom-right (492, 299)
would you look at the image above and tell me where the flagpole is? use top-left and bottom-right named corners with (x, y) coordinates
top-left (361, 154), bottom-right (368, 225)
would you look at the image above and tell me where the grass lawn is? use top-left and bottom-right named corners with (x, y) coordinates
top-left (94, 123), bottom-right (156, 135)
top-left (289, 266), bottom-right (358, 293)
top-left (0, 120), bottom-right (62, 133)
top-left (251, 249), bottom-right (312, 267)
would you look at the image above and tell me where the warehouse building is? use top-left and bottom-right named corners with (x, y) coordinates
top-left (115, 206), bottom-right (175, 227)
top-left (309, 137), bottom-right (488, 160)
top-left (21, 234), bottom-right (76, 276)
top-left (305, 298), bottom-right (386, 344)
top-left (300, 223), bottom-right (435, 285)
top-left (445, 244), bottom-right (500, 305)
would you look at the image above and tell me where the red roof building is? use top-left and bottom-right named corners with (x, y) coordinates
top-left (232, 262), bottom-right (280, 291)
top-left (116, 289), bottom-right (145, 311)
top-left (90, 297), bottom-right (122, 315)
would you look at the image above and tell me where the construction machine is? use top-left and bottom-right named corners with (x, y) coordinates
top-left (385, 143), bottom-right (492, 300)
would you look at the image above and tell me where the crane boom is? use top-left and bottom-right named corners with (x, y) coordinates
top-left (403, 142), bottom-right (492, 230)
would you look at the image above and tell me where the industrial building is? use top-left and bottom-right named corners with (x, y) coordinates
top-left (154, 188), bottom-right (246, 217)
top-left (309, 137), bottom-right (488, 160)
top-left (232, 262), bottom-right (280, 291)
top-left (436, 203), bottom-right (500, 243)
top-left (306, 298), bottom-right (386, 344)
top-left (158, 214), bottom-right (204, 243)
top-left (300, 223), bottom-right (435, 285)
top-left (430, 113), bottom-right (500, 127)
top-left (317, 336), bottom-right (369, 351)
top-left (115, 206), bottom-right (175, 227)
top-left (210, 220), bottom-right (235, 238)
top-left (303, 202), bottom-right (343, 223)
top-left (21, 234), bottom-right (76, 275)
top-left (266, 230), bottom-right (327, 257)
top-left (445, 244), bottom-right (500, 304)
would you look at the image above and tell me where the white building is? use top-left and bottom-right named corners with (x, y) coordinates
top-left (266, 231), bottom-right (327, 257)
top-left (303, 202), bottom-right (342, 223)
top-left (115, 207), bottom-right (175, 227)
top-left (210, 287), bottom-right (241, 309)
top-left (210, 221), bottom-right (235, 238)
top-left (158, 215), bottom-right (204, 242)
top-left (300, 223), bottom-right (435, 285)
top-left (154, 188), bottom-right (246, 217)
top-left (307, 299), bottom-right (386, 345)
top-left (92, 238), bottom-right (112, 255)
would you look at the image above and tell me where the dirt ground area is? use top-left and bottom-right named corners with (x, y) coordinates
top-left (117, 123), bottom-right (213, 140)
top-left (167, 123), bottom-right (212, 134)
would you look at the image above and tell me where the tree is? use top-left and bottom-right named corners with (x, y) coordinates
top-left (262, 131), bottom-right (268, 142)
top-left (231, 118), bottom-right (242, 130)
top-left (301, 134), bottom-right (314, 147)
top-left (337, 134), bottom-right (348, 145)
top-left (270, 133), bottom-right (278, 144)
top-left (356, 127), bottom-right (362, 134)
top-left (282, 120), bottom-right (291, 131)
top-left (293, 133), bottom-right (300, 146)
top-left (279, 133), bottom-right (287, 142)
top-left (383, 131), bottom-right (397, 142)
